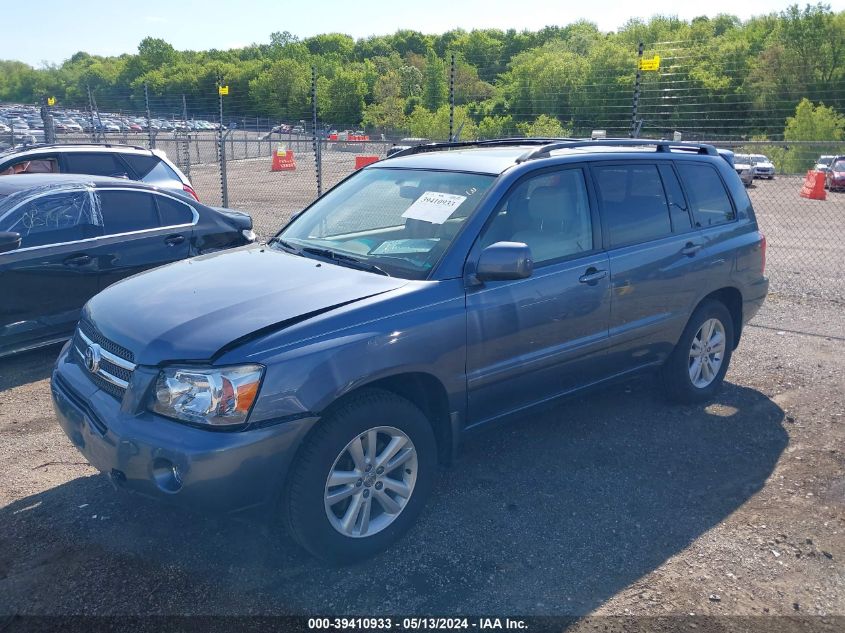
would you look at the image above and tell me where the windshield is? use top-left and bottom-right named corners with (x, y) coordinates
top-left (277, 168), bottom-right (495, 279)
top-left (818, 156), bottom-right (833, 166)
top-left (751, 155), bottom-right (768, 163)
top-left (833, 160), bottom-right (845, 172)
top-left (734, 154), bottom-right (751, 164)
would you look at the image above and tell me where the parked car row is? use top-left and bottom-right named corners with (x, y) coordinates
top-left (1, 104), bottom-right (222, 143)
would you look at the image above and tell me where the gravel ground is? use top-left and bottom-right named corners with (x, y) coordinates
top-left (1, 293), bottom-right (843, 629)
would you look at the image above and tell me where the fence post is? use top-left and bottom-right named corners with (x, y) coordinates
top-left (449, 52), bottom-right (456, 142)
top-left (86, 84), bottom-right (99, 142)
top-left (630, 42), bottom-right (644, 138)
top-left (312, 65), bottom-right (322, 197)
top-left (217, 77), bottom-right (229, 207)
top-left (181, 94), bottom-right (191, 176)
top-left (41, 95), bottom-right (56, 144)
top-left (144, 83), bottom-right (155, 148)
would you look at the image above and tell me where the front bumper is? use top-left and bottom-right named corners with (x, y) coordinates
top-left (51, 344), bottom-right (318, 515)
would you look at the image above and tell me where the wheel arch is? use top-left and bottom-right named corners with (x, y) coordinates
top-left (697, 286), bottom-right (743, 349)
top-left (320, 372), bottom-right (456, 466)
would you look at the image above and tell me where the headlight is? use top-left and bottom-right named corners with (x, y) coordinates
top-left (150, 364), bottom-right (263, 427)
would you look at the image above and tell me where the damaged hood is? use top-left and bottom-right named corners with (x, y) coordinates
top-left (83, 245), bottom-right (408, 365)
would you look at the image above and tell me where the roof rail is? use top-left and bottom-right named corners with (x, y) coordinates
top-left (3, 142), bottom-right (151, 152)
top-left (515, 139), bottom-right (719, 163)
top-left (387, 137), bottom-right (579, 159)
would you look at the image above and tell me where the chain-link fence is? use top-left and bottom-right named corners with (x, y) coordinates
top-left (2, 41), bottom-right (844, 308)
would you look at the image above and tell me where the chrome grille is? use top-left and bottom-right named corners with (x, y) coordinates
top-left (78, 320), bottom-right (134, 363)
top-left (73, 324), bottom-right (137, 401)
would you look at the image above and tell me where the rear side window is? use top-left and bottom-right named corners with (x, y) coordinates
top-left (593, 164), bottom-right (671, 247)
top-left (676, 163), bottom-right (736, 228)
top-left (141, 160), bottom-right (182, 185)
top-left (120, 154), bottom-right (160, 178)
top-left (155, 195), bottom-right (194, 226)
top-left (64, 153), bottom-right (128, 178)
top-left (97, 190), bottom-right (160, 234)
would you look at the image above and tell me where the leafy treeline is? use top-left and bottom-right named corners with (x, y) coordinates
top-left (0, 3), bottom-right (843, 139)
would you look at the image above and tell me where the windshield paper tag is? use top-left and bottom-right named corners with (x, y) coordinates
top-left (401, 191), bottom-right (466, 224)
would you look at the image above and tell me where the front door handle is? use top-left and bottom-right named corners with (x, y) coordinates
top-left (164, 234), bottom-right (185, 246)
top-left (682, 242), bottom-right (703, 257)
top-left (578, 267), bottom-right (608, 284)
top-left (63, 254), bottom-right (91, 267)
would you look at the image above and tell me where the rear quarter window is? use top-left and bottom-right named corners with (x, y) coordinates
top-left (676, 163), bottom-right (736, 228)
top-left (155, 195), bottom-right (194, 226)
top-left (141, 160), bottom-right (182, 185)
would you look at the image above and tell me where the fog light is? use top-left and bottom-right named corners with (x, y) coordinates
top-left (152, 458), bottom-right (183, 493)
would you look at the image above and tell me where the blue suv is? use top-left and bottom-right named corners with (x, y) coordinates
top-left (51, 139), bottom-right (768, 562)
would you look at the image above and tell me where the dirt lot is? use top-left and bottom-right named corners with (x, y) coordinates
top-left (1, 154), bottom-right (844, 629)
top-left (1, 291), bottom-right (844, 630)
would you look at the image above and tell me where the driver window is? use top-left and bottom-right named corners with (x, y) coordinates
top-left (0, 191), bottom-right (102, 248)
top-left (480, 169), bottom-right (593, 265)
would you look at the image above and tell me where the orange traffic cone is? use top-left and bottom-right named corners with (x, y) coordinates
top-left (800, 170), bottom-right (826, 200)
top-left (271, 146), bottom-right (296, 171)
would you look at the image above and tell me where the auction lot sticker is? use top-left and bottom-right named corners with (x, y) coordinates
top-left (402, 191), bottom-right (466, 224)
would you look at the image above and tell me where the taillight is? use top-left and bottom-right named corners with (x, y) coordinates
top-left (182, 183), bottom-right (199, 201)
top-left (759, 232), bottom-right (767, 274)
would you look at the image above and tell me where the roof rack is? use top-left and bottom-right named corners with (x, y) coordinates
top-left (515, 139), bottom-right (718, 163)
top-left (387, 137), bottom-right (579, 159)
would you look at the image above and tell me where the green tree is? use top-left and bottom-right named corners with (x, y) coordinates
top-left (782, 98), bottom-right (845, 171)
top-left (518, 114), bottom-right (571, 137)
top-left (422, 50), bottom-right (447, 111)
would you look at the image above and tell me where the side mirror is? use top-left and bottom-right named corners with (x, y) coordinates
top-left (475, 241), bottom-right (533, 282)
top-left (0, 231), bottom-right (22, 254)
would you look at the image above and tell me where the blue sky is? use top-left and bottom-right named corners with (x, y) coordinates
top-left (3, 0), bottom-right (844, 67)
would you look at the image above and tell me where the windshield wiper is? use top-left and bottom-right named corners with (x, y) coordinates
top-left (301, 246), bottom-right (390, 276)
top-left (269, 238), bottom-right (304, 255)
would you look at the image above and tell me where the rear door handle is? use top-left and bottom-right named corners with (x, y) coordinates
top-left (164, 234), bottom-right (185, 246)
top-left (578, 268), bottom-right (608, 284)
top-left (63, 254), bottom-right (91, 267)
top-left (682, 242), bottom-right (703, 257)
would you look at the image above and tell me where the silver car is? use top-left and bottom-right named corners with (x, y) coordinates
top-left (733, 154), bottom-right (755, 187)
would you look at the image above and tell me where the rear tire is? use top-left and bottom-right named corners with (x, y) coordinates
top-left (283, 389), bottom-right (437, 564)
top-left (661, 300), bottom-right (734, 404)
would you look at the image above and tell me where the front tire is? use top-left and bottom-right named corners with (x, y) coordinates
top-left (283, 389), bottom-right (437, 563)
top-left (661, 300), bottom-right (734, 404)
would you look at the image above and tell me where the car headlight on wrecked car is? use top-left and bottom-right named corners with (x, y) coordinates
top-left (150, 364), bottom-right (263, 427)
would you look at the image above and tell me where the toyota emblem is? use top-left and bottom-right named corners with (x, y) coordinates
top-left (84, 344), bottom-right (102, 374)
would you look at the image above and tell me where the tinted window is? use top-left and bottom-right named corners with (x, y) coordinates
top-left (141, 160), bottom-right (181, 185)
top-left (658, 164), bottom-right (693, 233)
top-left (0, 190), bottom-right (100, 247)
top-left (64, 153), bottom-right (128, 177)
top-left (593, 164), bottom-right (671, 247)
top-left (676, 163), bottom-right (736, 228)
top-left (480, 169), bottom-right (593, 264)
top-left (0, 157), bottom-right (59, 175)
top-left (97, 190), bottom-right (160, 234)
top-left (155, 195), bottom-right (193, 226)
top-left (120, 154), bottom-right (160, 178)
